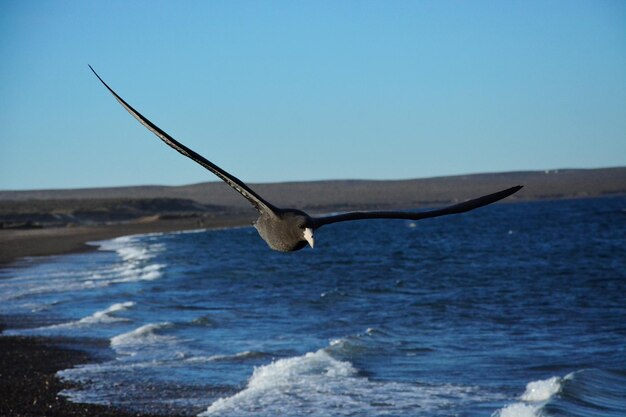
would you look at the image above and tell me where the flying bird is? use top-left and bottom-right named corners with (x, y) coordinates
top-left (89, 66), bottom-right (522, 252)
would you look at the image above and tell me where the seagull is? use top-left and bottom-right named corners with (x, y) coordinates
top-left (89, 66), bottom-right (522, 252)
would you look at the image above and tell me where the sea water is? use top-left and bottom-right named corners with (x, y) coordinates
top-left (1, 197), bottom-right (625, 416)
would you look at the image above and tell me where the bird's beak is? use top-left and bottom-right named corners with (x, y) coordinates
top-left (304, 227), bottom-right (315, 248)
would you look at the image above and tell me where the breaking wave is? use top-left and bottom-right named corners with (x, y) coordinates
top-left (493, 376), bottom-right (562, 417)
top-left (186, 351), bottom-right (272, 363)
top-left (110, 322), bottom-right (176, 352)
top-left (492, 369), bottom-right (626, 417)
top-left (201, 344), bottom-right (478, 416)
top-left (78, 302), bottom-right (136, 324)
top-left (0, 235), bottom-right (165, 307)
top-left (4, 301), bottom-right (136, 335)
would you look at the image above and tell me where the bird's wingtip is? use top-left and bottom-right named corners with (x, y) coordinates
top-left (508, 185), bottom-right (524, 196)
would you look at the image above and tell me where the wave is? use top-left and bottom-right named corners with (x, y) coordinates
top-left (493, 376), bottom-right (562, 417)
top-left (109, 263), bottom-right (164, 283)
top-left (493, 369), bottom-right (626, 417)
top-left (98, 236), bottom-right (164, 262)
top-left (187, 351), bottom-right (271, 364)
top-left (110, 322), bottom-right (176, 354)
top-left (0, 235), bottom-right (164, 306)
top-left (200, 344), bottom-right (479, 417)
top-left (0, 261), bottom-right (162, 302)
top-left (73, 301), bottom-right (136, 325)
top-left (325, 327), bottom-right (394, 359)
top-left (98, 236), bottom-right (165, 283)
top-left (2, 301), bottom-right (137, 336)
top-left (551, 369), bottom-right (626, 417)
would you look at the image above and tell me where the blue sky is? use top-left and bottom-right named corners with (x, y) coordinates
top-left (1, 0), bottom-right (625, 190)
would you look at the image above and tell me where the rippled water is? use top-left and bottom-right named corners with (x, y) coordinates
top-left (1, 197), bottom-right (625, 416)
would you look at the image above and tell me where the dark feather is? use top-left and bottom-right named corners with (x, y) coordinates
top-left (89, 66), bottom-right (277, 214)
top-left (313, 185), bottom-right (522, 228)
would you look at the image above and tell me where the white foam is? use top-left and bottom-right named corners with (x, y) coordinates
top-left (201, 349), bottom-right (353, 416)
top-left (201, 347), bottom-right (477, 416)
top-left (97, 235), bottom-right (165, 262)
top-left (77, 302), bottom-right (135, 324)
top-left (493, 376), bottom-right (562, 417)
top-left (82, 237), bottom-right (164, 287)
top-left (110, 322), bottom-right (176, 353)
top-left (188, 351), bottom-right (268, 363)
top-left (168, 228), bottom-right (209, 235)
top-left (117, 245), bottom-right (155, 262)
top-left (0, 274), bottom-right (108, 302)
top-left (497, 403), bottom-right (539, 417)
top-left (520, 376), bottom-right (561, 402)
top-left (110, 263), bottom-right (164, 283)
top-left (0, 236), bottom-right (165, 306)
top-left (30, 302), bottom-right (136, 332)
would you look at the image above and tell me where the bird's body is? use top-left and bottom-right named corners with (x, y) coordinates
top-left (89, 66), bottom-right (522, 252)
top-left (254, 209), bottom-right (312, 252)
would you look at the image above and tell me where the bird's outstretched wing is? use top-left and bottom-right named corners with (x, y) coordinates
top-left (89, 65), bottom-right (277, 214)
top-left (312, 185), bottom-right (522, 228)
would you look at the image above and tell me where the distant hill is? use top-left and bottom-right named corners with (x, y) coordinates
top-left (1, 168), bottom-right (624, 227)
top-left (0, 198), bottom-right (228, 228)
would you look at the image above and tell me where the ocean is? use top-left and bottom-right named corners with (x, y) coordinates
top-left (1, 197), bottom-right (625, 417)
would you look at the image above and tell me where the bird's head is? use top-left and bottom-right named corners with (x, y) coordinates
top-left (302, 225), bottom-right (314, 248)
top-left (292, 214), bottom-right (314, 249)
top-left (283, 210), bottom-right (315, 250)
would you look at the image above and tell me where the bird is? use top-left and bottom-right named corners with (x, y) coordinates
top-left (89, 66), bottom-right (522, 252)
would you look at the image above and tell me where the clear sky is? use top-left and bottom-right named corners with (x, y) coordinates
top-left (1, 0), bottom-right (625, 190)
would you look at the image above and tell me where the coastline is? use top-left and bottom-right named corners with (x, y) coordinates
top-left (0, 218), bottom-right (256, 416)
top-left (0, 329), bottom-right (180, 417)
top-left (0, 214), bottom-right (252, 266)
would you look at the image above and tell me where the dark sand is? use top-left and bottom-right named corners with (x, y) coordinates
top-left (0, 330), bottom-right (175, 417)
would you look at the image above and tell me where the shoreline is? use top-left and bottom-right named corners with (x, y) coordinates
top-left (0, 326), bottom-right (182, 417)
top-left (0, 216), bottom-right (252, 415)
top-left (0, 218), bottom-right (228, 415)
top-left (0, 214), bottom-right (252, 267)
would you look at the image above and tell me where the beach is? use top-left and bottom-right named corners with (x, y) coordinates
top-left (0, 330), bottom-right (173, 417)
top-left (0, 215), bottom-right (250, 417)
top-left (0, 215), bottom-right (252, 266)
